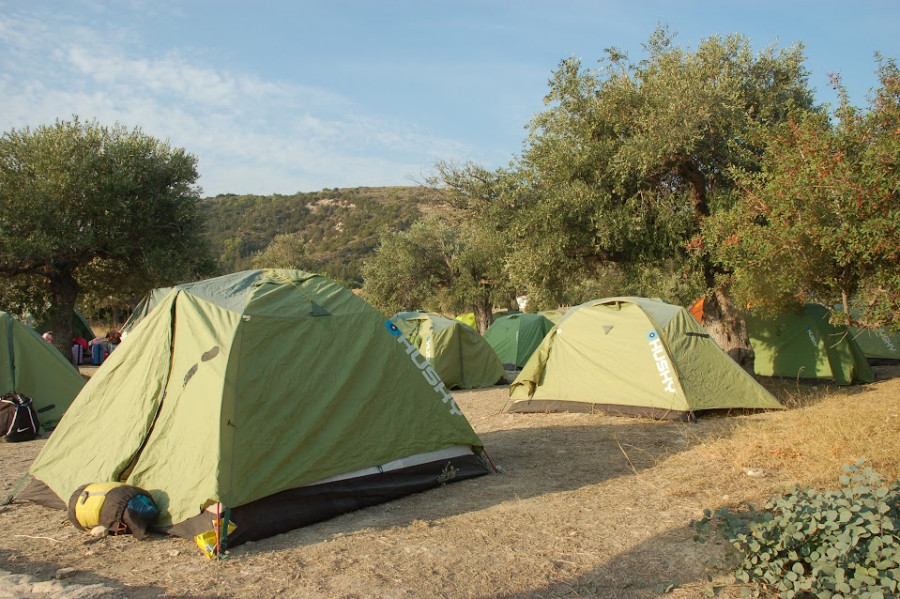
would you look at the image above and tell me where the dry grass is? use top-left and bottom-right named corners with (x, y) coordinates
top-left (1, 367), bottom-right (898, 598)
top-left (695, 365), bottom-right (900, 487)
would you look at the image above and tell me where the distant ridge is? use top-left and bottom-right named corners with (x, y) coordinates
top-left (201, 186), bottom-right (442, 286)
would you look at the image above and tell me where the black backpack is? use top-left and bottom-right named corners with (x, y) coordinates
top-left (0, 393), bottom-right (40, 442)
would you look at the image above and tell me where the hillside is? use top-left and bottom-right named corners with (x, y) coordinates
top-left (201, 186), bottom-right (443, 286)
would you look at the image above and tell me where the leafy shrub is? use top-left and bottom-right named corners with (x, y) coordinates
top-left (694, 460), bottom-right (900, 598)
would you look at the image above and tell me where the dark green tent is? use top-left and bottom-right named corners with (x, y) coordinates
top-left (24, 308), bottom-right (94, 341)
top-left (747, 303), bottom-right (874, 385)
top-left (484, 312), bottom-right (555, 369)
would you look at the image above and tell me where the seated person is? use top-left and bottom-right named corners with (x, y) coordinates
top-left (106, 330), bottom-right (122, 351)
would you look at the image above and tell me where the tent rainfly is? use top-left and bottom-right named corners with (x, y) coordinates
top-left (24, 270), bottom-right (489, 546)
top-left (120, 287), bottom-right (173, 338)
top-left (508, 297), bottom-right (784, 421)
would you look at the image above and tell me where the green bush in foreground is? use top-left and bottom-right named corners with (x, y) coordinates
top-left (695, 460), bottom-right (900, 598)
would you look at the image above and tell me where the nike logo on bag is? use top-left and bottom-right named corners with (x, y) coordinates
top-left (16, 427), bottom-right (30, 433)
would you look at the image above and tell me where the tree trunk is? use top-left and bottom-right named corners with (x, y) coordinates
top-left (46, 270), bottom-right (80, 364)
top-left (472, 299), bottom-right (493, 335)
top-left (678, 160), bottom-right (755, 371)
top-left (700, 289), bottom-right (755, 373)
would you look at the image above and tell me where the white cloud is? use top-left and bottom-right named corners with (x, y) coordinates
top-left (0, 9), bottom-right (469, 195)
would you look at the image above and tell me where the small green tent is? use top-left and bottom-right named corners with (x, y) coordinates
top-left (830, 305), bottom-right (900, 362)
top-left (509, 297), bottom-right (783, 421)
top-left (24, 308), bottom-right (95, 341)
top-left (25, 270), bottom-right (488, 545)
top-left (484, 312), bottom-right (555, 369)
top-left (1, 311), bottom-right (86, 429)
top-left (747, 303), bottom-right (875, 385)
top-left (390, 312), bottom-right (504, 389)
top-left (455, 313), bottom-right (477, 330)
top-left (850, 326), bottom-right (900, 362)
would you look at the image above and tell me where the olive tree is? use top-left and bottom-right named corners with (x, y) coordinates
top-left (362, 213), bottom-right (515, 332)
top-left (474, 28), bottom-right (817, 367)
top-left (0, 117), bottom-right (214, 353)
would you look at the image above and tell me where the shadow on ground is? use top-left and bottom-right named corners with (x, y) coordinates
top-left (0, 548), bottom-right (230, 599)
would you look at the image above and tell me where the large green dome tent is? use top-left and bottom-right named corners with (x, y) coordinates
top-left (1, 311), bottom-right (86, 430)
top-left (747, 303), bottom-right (875, 385)
top-left (508, 297), bottom-right (783, 421)
top-left (390, 312), bottom-right (504, 389)
top-left (484, 312), bottom-right (555, 370)
top-left (24, 270), bottom-right (489, 546)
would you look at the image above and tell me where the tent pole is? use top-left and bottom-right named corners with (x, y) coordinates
top-left (218, 507), bottom-right (232, 559)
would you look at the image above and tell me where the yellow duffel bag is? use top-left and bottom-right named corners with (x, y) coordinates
top-left (67, 482), bottom-right (158, 540)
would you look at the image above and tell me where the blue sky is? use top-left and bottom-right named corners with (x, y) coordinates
top-left (1, 1), bottom-right (898, 197)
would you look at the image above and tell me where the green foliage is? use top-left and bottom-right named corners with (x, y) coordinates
top-left (0, 117), bottom-right (214, 346)
top-left (361, 213), bottom-right (516, 330)
top-left (706, 58), bottom-right (900, 327)
top-left (432, 28), bottom-right (816, 337)
top-left (250, 232), bottom-right (314, 271)
top-left (516, 27), bottom-right (814, 297)
top-left (694, 460), bottom-right (900, 598)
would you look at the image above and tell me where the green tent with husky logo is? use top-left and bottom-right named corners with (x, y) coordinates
top-left (747, 303), bottom-right (874, 385)
top-left (829, 305), bottom-right (900, 362)
top-left (484, 312), bottom-right (555, 369)
top-left (390, 312), bottom-right (504, 389)
top-left (849, 326), bottom-right (900, 362)
top-left (509, 297), bottom-right (783, 421)
top-left (1, 311), bottom-right (86, 429)
top-left (24, 270), bottom-right (488, 546)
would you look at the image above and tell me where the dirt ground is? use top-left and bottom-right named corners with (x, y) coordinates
top-left (2, 367), bottom-right (899, 599)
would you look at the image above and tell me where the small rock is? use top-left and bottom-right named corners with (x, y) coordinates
top-left (743, 468), bottom-right (765, 477)
top-left (89, 526), bottom-right (108, 537)
top-left (168, 550), bottom-right (180, 557)
top-left (56, 567), bottom-right (77, 579)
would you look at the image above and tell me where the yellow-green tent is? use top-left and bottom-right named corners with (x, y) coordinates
top-left (509, 297), bottom-right (783, 421)
top-left (1, 311), bottom-right (85, 429)
top-left (391, 312), bottom-right (504, 389)
top-left (26, 270), bottom-right (488, 545)
top-left (455, 312), bottom-right (477, 330)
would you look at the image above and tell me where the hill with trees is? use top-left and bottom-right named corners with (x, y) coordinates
top-left (200, 186), bottom-right (442, 288)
